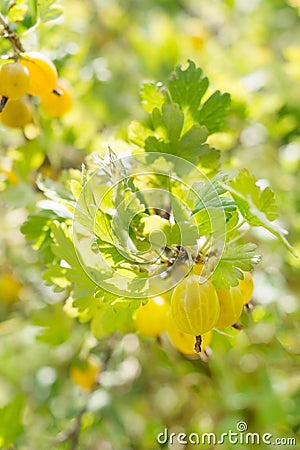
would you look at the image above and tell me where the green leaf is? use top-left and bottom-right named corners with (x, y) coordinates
top-left (51, 221), bottom-right (79, 268)
top-left (168, 60), bottom-right (209, 114)
top-left (169, 221), bottom-right (199, 246)
top-left (229, 169), bottom-right (278, 222)
top-left (151, 104), bottom-right (184, 143)
top-left (72, 295), bottom-right (101, 324)
top-left (71, 290), bottom-right (137, 337)
top-left (224, 211), bottom-right (240, 241)
top-left (140, 82), bottom-right (165, 113)
top-left (128, 120), bottom-right (153, 148)
top-left (70, 179), bottom-right (82, 200)
top-left (192, 173), bottom-right (235, 213)
top-left (179, 125), bottom-right (220, 171)
top-left (68, 267), bottom-right (96, 298)
top-left (27, 0), bottom-right (38, 25)
top-left (132, 62), bottom-right (230, 170)
top-left (31, 304), bottom-right (72, 345)
top-left (21, 211), bottom-right (59, 263)
top-left (198, 91), bottom-right (231, 134)
top-left (13, 141), bottom-right (44, 181)
top-left (212, 243), bottom-right (261, 289)
top-left (145, 109), bottom-right (219, 171)
top-left (223, 169), bottom-right (296, 256)
top-left (36, 175), bottom-right (76, 216)
top-left (0, 393), bottom-right (24, 447)
top-left (145, 136), bottom-right (168, 153)
top-left (112, 185), bottom-right (146, 252)
top-left (179, 123), bottom-right (208, 151)
top-left (21, 211), bottom-right (55, 242)
top-left (43, 265), bottom-right (71, 291)
top-left (96, 238), bottom-right (127, 267)
top-left (193, 208), bottom-right (214, 236)
top-left (91, 298), bottom-right (137, 337)
top-left (7, 1), bottom-right (28, 22)
top-left (190, 143), bottom-right (220, 172)
top-left (38, 0), bottom-right (62, 23)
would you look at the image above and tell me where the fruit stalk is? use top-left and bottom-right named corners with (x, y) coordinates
top-left (0, 96), bottom-right (8, 112)
top-left (194, 335), bottom-right (202, 353)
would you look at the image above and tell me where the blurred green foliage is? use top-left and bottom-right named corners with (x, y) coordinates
top-left (0, 0), bottom-right (299, 449)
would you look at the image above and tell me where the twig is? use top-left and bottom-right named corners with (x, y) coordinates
top-left (0, 12), bottom-right (25, 57)
top-left (55, 341), bottom-right (116, 449)
top-left (55, 405), bottom-right (87, 450)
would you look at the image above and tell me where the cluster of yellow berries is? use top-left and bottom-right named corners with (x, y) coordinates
top-left (0, 51), bottom-right (72, 129)
top-left (133, 267), bottom-right (254, 356)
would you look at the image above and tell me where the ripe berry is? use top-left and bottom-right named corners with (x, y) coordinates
top-left (166, 312), bottom-right (212, 355)
top-left (171, 276), bottom-right (220, 336)
top-left (40, 80), bottom-right (72, 118)
top-left (133, 296), bottom-right (169, 337)
top-left (70, 356), bottom-right (101, 391)
top-left (20, 52), bottom-right (58, 96)
top-left (215, 286), bottom-right (244, 328)
top-left (0, 97), bottom-right (32, 129)
top-left (0, 62), bottom-right (29, 110)
top-left (238, 271), bottom-right (254, 304)
top-left (0, 272), bottom-right (22, 303)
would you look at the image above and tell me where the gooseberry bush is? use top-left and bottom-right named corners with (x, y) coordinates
top-left (0, 3), bottom-right (294, 355)
top-left (20, 59), bottom-right (294, 353)
top-left (1, 1), bottom-right (299, 448)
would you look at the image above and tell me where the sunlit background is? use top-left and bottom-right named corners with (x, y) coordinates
top-left (0, 0), bottom-right (299, 448)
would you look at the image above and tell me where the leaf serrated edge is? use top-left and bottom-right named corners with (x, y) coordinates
top-left (220, 182), bottom-right (298, 257)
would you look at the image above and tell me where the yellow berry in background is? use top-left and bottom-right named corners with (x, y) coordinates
top-left (0, 272), bottom-right (22, 303)
top-left (0, 97), bottom-right (32, 129)
top-left (20, 51), bottom-right (58, 96)
top-left (238, 271), bottom-right (254, 304)
top-left (70, 356), bottom-right (101, 391)
top-left (133, 296), bottom-right (169, 337)
top-left (40, 80), bottom-right (73, 118)
top-left (166, 312), bottom-right (212, 355)
top-left (215, 285), bottom-right (244, 328)
top-left (0, 62), bottom-right (29, 103)
top-left (0, 168), bottom-right (19, 184)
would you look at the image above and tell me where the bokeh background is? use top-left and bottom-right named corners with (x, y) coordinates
top-left (0, 0), bottom-right (299, 448)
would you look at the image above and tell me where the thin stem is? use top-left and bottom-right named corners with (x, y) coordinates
top-left (69, 406), bottom-right (87, 450)
top-left (215, 218), bottom-right (249, 245)
top-left (228, 227), bottom-right (249, 245)
top-left (198, 235), bottom-right (212, 256)
top-left (55, 405), bottom-right (87, 450)
top-left (0, 12), bottom-right (25, 57)
top-left (54, 342), bottom-right (115, 449)
top-left (194, 335), bottom-right (202, 353)
top-left (229, 218), bottom-right (247, 236)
